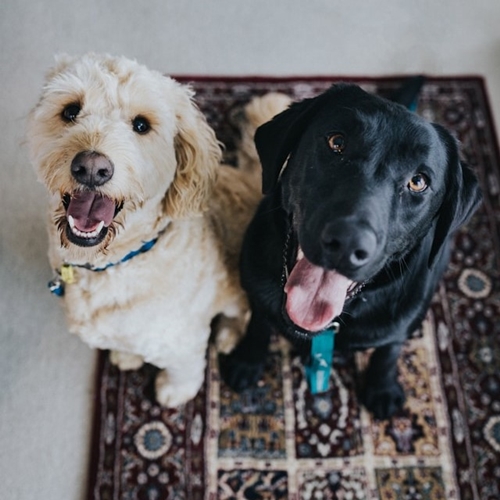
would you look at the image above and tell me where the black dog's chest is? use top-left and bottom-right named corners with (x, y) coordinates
top-left (335, 293), bottom-right (404, 350)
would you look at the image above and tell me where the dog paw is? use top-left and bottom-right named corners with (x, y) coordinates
top-left (213, 315), bottom-right (247, 354)
top-left (218, 352), bottom-right (265, 392)
top-left (109, 350), bottom-right (144, 370)
top-left (215, 326), bottom-right (240, 354)
top-left (154, 370), bottom-right (201, 408)
top-left (360, 379), bottom-right (406, 420)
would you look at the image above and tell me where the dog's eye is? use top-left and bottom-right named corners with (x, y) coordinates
top-left (327, 134), bottom-right (346, 154)
top-left (61, 103), bottom-right (81, 122)
top-left (408, 173), bottom-right (429, 193)
top-left (132, 116), bottom-right (151, 134)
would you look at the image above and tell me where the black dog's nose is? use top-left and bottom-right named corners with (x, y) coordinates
top-left (321, 219), bottom-right (377, 269)
top-left (70, 151), bottom-right (114, 187)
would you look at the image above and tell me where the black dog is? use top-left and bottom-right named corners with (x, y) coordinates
top-left (220, 83), bottom-right (482, 419)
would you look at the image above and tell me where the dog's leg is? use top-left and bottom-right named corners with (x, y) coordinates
top-left (109, 350), bottom-right (144, 371)
top-left (218, 308), bottom-right (271, 392)
top-left (155, 353), bottom-right (206, 408)
top-left (360, 342), bottom-right (406, 420)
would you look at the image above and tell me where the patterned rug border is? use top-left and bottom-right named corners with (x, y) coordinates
top-left (172, 74), bottom-right (487, 84)
top-left (87, 349), bottom-right (107, 500)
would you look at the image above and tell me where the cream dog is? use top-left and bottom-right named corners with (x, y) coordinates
top-left (27, 53), bottom-right (289, 406)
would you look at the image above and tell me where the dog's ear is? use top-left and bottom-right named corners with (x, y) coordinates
top-left (255, 90), bottom-right (332, 194)
top-left (428, 124), bottom-right (482, 267)
top-left (163, 83), bottom-right (221, 218)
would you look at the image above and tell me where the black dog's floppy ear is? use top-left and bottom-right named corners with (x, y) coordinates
top-left (255, 89), bottom-right (332, 194)
top-left (428, 124), bottom-right (482, 267)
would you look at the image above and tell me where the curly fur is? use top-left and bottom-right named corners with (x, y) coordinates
top-left (27, 53), bottom-right (289, 406)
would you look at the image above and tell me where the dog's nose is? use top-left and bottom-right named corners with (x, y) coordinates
top-left (321, 220), bottom-right (378, 269)
top-left (70, 151), bottom-right (114, 187)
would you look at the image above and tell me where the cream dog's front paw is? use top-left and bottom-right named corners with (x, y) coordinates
top-left (109, 350), bottom-right (144, 370)
top-left (154, 370), bottom-right (202, 407)
top-left (212, 314), bottom-right (249, 355)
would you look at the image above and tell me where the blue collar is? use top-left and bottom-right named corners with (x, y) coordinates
top-left (49, 234), bottom-right (161, 296)
top-left (75, 237), bottom-right (159, 272)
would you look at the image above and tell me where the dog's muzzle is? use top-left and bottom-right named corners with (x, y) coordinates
top-left (61, 151), bottom-right (122, 247)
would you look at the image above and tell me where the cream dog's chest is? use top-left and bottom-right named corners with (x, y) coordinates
top-left (62, 244), bottom-right (224, 352)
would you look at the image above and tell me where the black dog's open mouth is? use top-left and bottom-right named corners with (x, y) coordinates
top-left (62, 192), bottom-right (123, 247)
top-left (282, 243), bottom-right (365, 335)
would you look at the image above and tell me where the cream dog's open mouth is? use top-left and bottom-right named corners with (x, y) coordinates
top-left (62, 191), bottom-right (123, 247)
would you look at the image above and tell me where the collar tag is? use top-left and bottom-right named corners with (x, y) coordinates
top-left (60, 264), bottom-right (76, 284)
top-left (306, 321), bottom-right (339, 394)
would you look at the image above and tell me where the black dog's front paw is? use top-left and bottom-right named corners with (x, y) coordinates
top-left (360, 379), bottom-right (406, 420)
top-left (218, 351), bottom-right (265, 393)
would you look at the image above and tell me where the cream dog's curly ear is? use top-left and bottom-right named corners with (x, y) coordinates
top-left (163, 83), bottom-right (222, 218)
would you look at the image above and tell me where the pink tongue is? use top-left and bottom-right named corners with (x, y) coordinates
top-left (67, 192), bottom-right (116, 232)
top-left (284, 256), bottom-right (353, 332)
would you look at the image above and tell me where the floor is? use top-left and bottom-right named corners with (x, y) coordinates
top-left (1, 1), bottom-right (499, 499)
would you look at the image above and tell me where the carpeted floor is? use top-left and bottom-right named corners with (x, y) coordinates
top-left (87, 77), bottom-right (500, 500)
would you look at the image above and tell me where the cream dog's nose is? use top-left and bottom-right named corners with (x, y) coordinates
top-left (70, 151), bottom-right (114, 187)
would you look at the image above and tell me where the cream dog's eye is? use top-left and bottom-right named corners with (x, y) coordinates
top-left (132, 116), bottom-right (151, 134)
top-left (61, 103), bottom-right (81, 122)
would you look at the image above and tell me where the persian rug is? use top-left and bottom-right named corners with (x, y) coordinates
top-left (87, 77), bottom-right (500, 500)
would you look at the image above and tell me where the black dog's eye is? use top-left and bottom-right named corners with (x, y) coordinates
top-left (132, 115), bottom-right (151, 134)
top-left (61, 103), bottom-right (81, 122)
top-left (327, 133), bottom-right (346, 154)
top-left (408, 173), bottom-right (429, 193)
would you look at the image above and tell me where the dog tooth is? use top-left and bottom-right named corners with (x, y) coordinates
top-left (297, 248), bottom-right (304, 261)
top-left (69, 222), bottom-right (105, 239)
top-left (69, 221), bottom-right (105, 240)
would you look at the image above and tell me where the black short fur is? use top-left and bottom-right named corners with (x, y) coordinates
top-left (220, 83), bottom-right (482, 419)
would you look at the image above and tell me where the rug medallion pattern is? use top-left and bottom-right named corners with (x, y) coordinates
top-left (88, 77), bottom-right (500, 499)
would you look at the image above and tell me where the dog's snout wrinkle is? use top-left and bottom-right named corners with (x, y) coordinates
top-left (321, 219), bottom-right (378, 270)
top-left (71, 151), bottom-right (114, 187)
